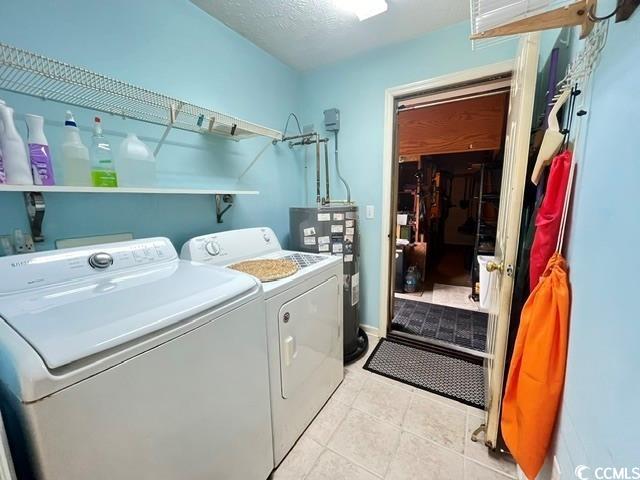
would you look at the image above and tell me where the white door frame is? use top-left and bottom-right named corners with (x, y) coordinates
top-left (378, 60), bottom-right (515, 337)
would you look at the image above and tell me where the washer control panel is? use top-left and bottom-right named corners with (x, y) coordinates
top-left (0, 238), bottom-right (177, 294)
top-left (88, 252), bottom-right (114, 269)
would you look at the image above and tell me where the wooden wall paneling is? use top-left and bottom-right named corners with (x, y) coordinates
top-left (398, 93), bottom-right (509, 156)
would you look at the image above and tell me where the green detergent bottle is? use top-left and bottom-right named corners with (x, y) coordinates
top-left (90, 116), bottom-right (118, 187)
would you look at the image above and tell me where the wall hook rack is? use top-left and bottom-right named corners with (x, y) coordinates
top-left (215, 194), bottom-right (234, 223)
top-left (24, 192), bottom-right (45, 242)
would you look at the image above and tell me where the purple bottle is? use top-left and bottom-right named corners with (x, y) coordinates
top-left (25, 114), bottom-right (55, 185)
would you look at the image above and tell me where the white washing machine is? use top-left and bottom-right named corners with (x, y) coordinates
top-left (181, 227), bottom-right (344, 466)
top-left (0, 238), bottom-right (273, 480)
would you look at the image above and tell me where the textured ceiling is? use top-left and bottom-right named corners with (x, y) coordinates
top-left (191, 0), bottom-right (470, 71)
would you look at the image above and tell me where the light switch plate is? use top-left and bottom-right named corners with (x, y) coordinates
top-left (366, 205), bottom-right (375, 219)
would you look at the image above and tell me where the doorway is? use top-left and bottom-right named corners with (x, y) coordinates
top-left (376, 34), bottom-right (540, 449)
top-left (390, 79), bottom-right (511, 356)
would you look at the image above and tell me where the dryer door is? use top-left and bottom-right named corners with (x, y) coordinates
top-left (278, 276), bottom-right (340, 399)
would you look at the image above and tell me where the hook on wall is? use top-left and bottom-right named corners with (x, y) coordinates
top-left (588, 0), bottom-right (624, 21)
top-left (215, 194), bottom-right (234, 223)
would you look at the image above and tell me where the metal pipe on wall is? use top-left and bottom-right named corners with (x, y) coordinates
top-left (288, 137), bottom-right (328, 147)
top-left (315, 133), bottom-right (321, 205)
top-left (281, 132), bottom-right (315, 142)
top-left (323, 140), bottom-right (331, 204)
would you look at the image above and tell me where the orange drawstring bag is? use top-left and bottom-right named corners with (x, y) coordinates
top-left (501, 252), bottom-right (570, 479)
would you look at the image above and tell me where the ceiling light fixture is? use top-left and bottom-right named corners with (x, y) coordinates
top-left (336, 0), bottom-right (388, 21)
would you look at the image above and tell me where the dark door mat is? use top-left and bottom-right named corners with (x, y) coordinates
top-left (364, 338), bottom-right (486, 409)
top-left (392, 298), bottom-right (488, 352)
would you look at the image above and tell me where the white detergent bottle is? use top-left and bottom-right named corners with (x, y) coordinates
top-left (25, 114), bottom-right (56, 185)
top-left (117, 133), bottom-right (157, 187)
top-left (0, 100), bottom-right (33, 185)
top-left (90, 117), bottom-right (117, 187)
top-left (60, 111), bottom-right (91, 186)
top-left (0, 100), bottom-right (6, 184)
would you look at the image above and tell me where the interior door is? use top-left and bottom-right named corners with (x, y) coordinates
top-left (279, 276), bottom-right (340, 399)
top-left (484, 32), bottom-right (540, 448)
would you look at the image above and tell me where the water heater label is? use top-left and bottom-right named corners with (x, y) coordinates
top-left (317, 213), bottom-right (331, 222)
top-left (303, 227), bottom-right (316, 236)
top-left (304, 237), bottom-right (316, 245)
top-left (333, 213), bottom-right (345, 221)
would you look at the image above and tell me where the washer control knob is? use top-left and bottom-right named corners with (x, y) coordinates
top-left (263, 233), bottom-right (271, 243)
top-left (205, 241), bottom-right (221, 256)
top-left (88, 252), bottom-right (113, 270)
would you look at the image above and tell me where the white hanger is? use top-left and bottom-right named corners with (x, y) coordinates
top-left (531, 88), bottom-right (571, 185)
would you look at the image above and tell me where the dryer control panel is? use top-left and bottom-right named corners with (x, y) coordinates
top-left (180, 227), bottom-right (282, 265)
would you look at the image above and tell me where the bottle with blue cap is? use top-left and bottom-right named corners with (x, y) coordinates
top-left (61, 110), bottom-right (91, 186)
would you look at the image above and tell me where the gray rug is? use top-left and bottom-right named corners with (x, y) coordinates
top-left (392, 298), bottom-right (488, 352)
top-left (364, 338), bottom-right (486, 409)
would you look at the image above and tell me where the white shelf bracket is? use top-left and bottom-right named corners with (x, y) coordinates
top-left (238, 140), bottom-right (274, 180)
top-left (153, 102), bottom-right (183, 157)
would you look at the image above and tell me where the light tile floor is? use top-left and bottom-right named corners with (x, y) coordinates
top-left (272, 336), bottom-right (516, 480)
top-left (395, 284), bottom-right (482, 312)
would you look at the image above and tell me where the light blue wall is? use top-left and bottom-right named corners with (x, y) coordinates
top-left (298, 22), bottom-right (520, 327)
top-left (552, 15), bottom-right (640, 475)
top-left (0, 0), bottom-right (303, 250)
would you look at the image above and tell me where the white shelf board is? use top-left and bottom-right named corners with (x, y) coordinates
top-left (0, 185), bottom-right (259, 195)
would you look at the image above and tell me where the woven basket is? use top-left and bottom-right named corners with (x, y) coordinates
top-left (229, 259), bottom-right (298, 282)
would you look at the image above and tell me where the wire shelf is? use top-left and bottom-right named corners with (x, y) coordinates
top-left (0, 42), bottom-right (282, 141)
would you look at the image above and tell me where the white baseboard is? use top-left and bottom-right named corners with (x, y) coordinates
top-left (360, 324), bottom-right (380, 337)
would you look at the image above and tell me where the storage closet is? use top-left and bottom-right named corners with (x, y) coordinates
top-left (393, 87), bottom-right (509, 301)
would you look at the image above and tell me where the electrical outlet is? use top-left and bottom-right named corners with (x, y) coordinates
top-left (13, 228), bottom-right (36, 253)
top-left (366, 205), bottom-right (375, 219)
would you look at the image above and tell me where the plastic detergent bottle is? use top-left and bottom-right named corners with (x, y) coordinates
top-left (0, 99), bottom-right (33, 185)
top-left (117, 133), bottom-right (157, 187)
top-left (25, 114), bottom-right (56, 185)
top-left (90, 117), bottom-right (117, 187)
top-left (61, 111), bottom-right (91, 186)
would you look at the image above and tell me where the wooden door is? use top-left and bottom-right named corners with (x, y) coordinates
top-left (483, 33), bottom-right (540, 448)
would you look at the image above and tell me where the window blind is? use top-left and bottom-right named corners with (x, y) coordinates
top-left (470, 0), bottom-right (572, 48)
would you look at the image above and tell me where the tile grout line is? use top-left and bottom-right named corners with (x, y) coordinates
top-left (381, 394), bottom-right (416, 479)
top-left (325, 443), bottom-right (384, 479)
top-left (327, 406), bottom-right (401, 478)
top-left (465, 457), bottom-right (518, 479)
top-left (463, 410), bottom-right (518, 479)
top-left (300, 444), bottom-right (327, 480)
top-left (463, 409), bottom-right (469, 479)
